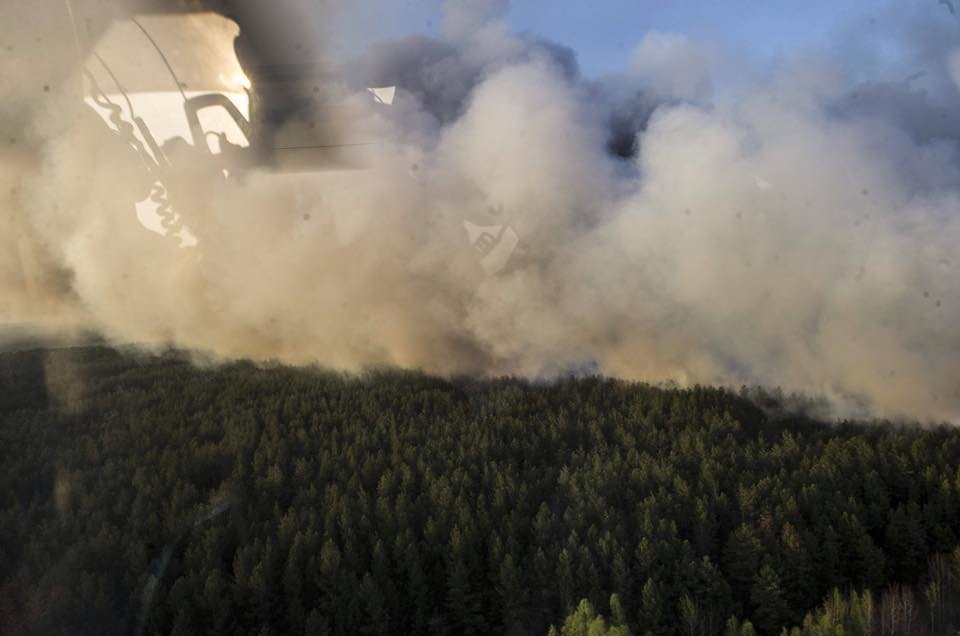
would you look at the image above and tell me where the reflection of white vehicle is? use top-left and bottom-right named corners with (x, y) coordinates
top-left (2, 1), bottom-right (517, 274)
top-left (79, 12), bottom-right (394, 245)
top-left (0, 2), bottom-right (394, 247)
top-left (85, 13), bottom-right (396, 169)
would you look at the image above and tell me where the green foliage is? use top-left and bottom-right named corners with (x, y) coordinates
top-left (784, 588), bottom-right (875, 636)
top-left (552, 595), bottom-right (631, 636)
top-left (786, 550), bottom-right (960, 636)
top-left (750, 565), bottom-right (790, 634)
top-left (726, 616), bottom-right (758, 636)
top-left (2, 347), bottom-right (960, 635)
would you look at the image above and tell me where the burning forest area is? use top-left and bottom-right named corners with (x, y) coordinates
top-left (2, 1), bottom-right (960, 635)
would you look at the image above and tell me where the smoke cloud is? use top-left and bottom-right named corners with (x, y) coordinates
top-left (2, 1), bottom-right (959, 421)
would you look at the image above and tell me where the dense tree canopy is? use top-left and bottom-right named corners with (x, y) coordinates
top-left (1, 346), bottom-right (959, 635)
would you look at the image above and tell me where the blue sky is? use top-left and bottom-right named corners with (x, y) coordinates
top-left (333, 0), bottom-right (952, 76)
top-left (506, 0), bottom-right (891, 74)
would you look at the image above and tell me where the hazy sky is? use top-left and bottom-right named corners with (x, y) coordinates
top-left (335, 0), bottom-right (953, 75)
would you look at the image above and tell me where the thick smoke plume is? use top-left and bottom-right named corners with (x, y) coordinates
top-left (2, 0), bottom-right (959, 421)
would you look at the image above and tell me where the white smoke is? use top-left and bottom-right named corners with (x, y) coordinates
top-left (2, 1), bottom-right (959, 421)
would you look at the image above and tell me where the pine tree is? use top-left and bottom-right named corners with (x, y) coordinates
top-left (723, 524), bottom-right (762, 612)
top-left (749, 564), bottom-right (789, 635)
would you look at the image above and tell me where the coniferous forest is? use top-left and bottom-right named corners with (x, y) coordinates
top-left (3, 347), bottom-right (960, 635)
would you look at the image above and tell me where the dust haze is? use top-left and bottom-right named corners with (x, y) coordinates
top-left (1, 0), bottom-right (959, 421)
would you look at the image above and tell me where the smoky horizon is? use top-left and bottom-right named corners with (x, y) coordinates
top-left (0, 0), bottom-right (958, 422)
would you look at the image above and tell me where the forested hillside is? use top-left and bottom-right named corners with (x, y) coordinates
top-left (2, 347), bottom-right (960, 635)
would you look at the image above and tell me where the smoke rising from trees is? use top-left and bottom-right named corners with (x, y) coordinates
top-left (1, 0), bottom-right (959, 420)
